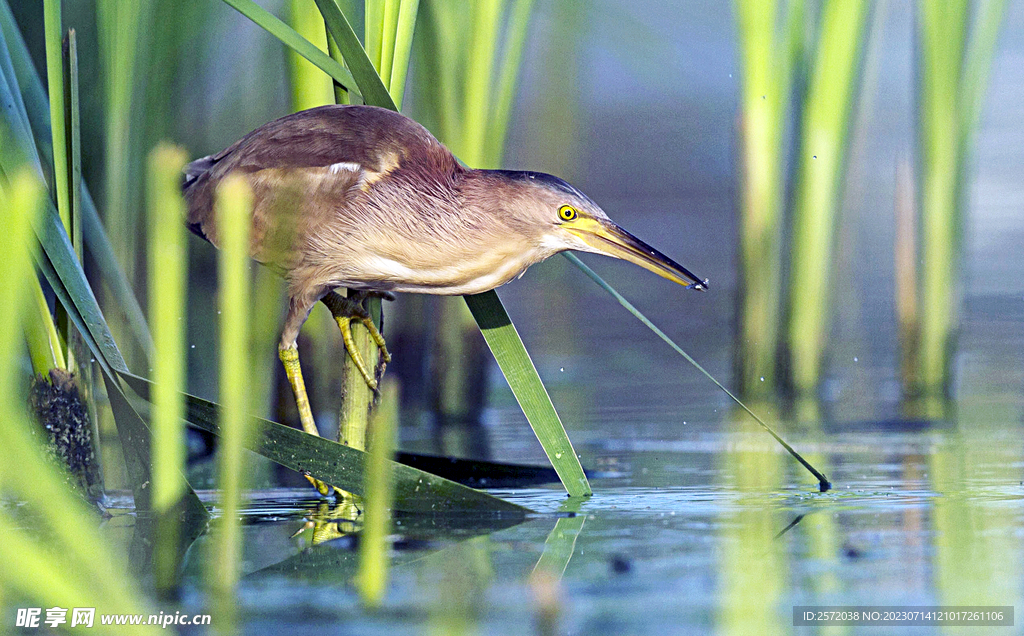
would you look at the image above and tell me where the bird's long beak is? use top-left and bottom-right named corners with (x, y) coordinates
top-left (566, 218), bottom-right (708, 290)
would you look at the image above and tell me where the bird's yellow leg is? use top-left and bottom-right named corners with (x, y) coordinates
top-left (324, 293), bottom-right (391, 390)
top-left (279, 345), bottom-right (333, 496)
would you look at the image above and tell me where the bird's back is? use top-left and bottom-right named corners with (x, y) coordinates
top-left (181, 105), bottom-right (461, 273)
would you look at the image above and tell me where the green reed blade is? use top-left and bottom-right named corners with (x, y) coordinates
top-left (0, 12), bottom-right (35, 154)
top-left (565, 253), bottom-right (831, 491)
top-left (315, 0), bottom-right (396, 108)
top-left (461, 0), bottom-right (502, 167)
top-left (24, 281), bottom-right (66, 373)
top-left (388, 0), bottom-right (420, 106)
top-left (120, 373), bottom-right (529, 515)
top-left (365, 0), bottom-right (385, 71)
top-left (913, 0), bottom-right (1006, 396)
top-left (63, 29), bottom-right (81, 260)
top-left (289, 0), bottom-right (337, 111)
top-left (378, 0), bottom-right (400, 90)
top-left (0, 169), bottom-right (157, 628)
top-left (464, 291), bottom-right (591, 497)
top-left (958, 0), bottom-right (1006, 147)
top-left (487, 0), bottom-right (534, 167)
top-left (208, 176), bottom-right (253, 628)
top-left (97, 0), bottom-right (148, 283)
top-left (357, 378), bottom-right (399, 607)
top-left (147, 144), bottom-right (190, 594)
top-left (42, 0), bottom-right (69, 234)
top-left (220, 0), bottom-right (362, 99)
top-left (733, 0), bottom-right (802, 395)
top-left (785, 0), bottom-right (868, 393)
top-left (0, 1), bottom-right (155, 359)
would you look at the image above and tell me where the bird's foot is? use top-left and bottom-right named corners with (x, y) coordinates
top-left (324, 292), bottom-right (391, 390)
top-left (305, 475), bottom-right (334, 497)
top-left (336, 314), bottom-right (390, 390)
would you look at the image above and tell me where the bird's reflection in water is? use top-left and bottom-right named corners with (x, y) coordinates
top-left (292, 492), bottom-right (364, 547)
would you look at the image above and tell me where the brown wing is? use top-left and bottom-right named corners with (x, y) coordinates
top-left (182, 105), bottom-right (455, 268)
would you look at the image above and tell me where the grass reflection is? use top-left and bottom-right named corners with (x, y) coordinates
top-left (717, 406), bottom-right (786, 635)
top-left (930, 421), bottom-right (1022, 632)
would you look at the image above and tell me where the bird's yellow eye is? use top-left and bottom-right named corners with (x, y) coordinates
top-left (558, 205), bottom-right (578, 221)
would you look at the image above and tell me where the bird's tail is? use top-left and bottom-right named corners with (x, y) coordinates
top-left (182, 154), bottom-right (216, 192)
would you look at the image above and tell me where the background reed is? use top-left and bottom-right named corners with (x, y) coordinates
top-left (208, 175), bottom-right (254, 632)
top-left (146, 143), bottom-right (189, 597)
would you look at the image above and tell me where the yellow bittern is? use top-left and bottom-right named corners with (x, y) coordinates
top-left (183, 104), bottom-right (706, 458)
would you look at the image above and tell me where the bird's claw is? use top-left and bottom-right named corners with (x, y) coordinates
top-left (305, 474), bottom-right (334, 497)
top-left (335, 314), bottom-right (390, 390)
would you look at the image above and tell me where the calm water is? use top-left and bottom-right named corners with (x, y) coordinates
top-left (102, 417), bottom-right (1024, 635)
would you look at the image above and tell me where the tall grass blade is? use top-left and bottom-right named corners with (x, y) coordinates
top-left (357, 378), bottom-right (399, 607)
top-left (289, 0), bottom-right (337, 110)
top-left (147, 144), bottom-right (190, 595)
top-left (565, 253), bottom-right (831, 491)
top-left (315, 0), bottom-right (395, 108)
top-left (63, 30), bottom-right (81, 259)
top-left (785, 1), bottom-right (869, 393)
top-left (733, 0), bottom-right (802, 396)
top-left (389, 0), bottom-right (420, 106)
top-left (25, 281), bottom-right (66, 373)
top-left (914, 0), bottom-right (1006, 397)
top-left (487, 0), bottom-right (534, 167)
top-left (0, 1), bottom-right (155, 359)
top-left (461, 0), bottom-right (502, 166)
top-left (378, 0), bottom-right (400, 90)
top-left (97, 0), bottom-right (148, 281)
top-left (208, 175), bottom-right (253, 629)
top-left (464, 291), bottom-right (591, 497)
top-left (220, 0), bottom-right (362, 98)
top-left (0, 168), bottom-right (157, 631)
top-left (365, 0), bottom-right (385, 71)
top-left (42, 0), bottom-right (69, 234)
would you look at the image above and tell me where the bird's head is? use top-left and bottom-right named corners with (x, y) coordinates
top-left (476, 170), bottom-right (708, 291)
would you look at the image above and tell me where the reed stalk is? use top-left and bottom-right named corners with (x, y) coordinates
top-left (0, 167), bottom-right (157, 633)
top-left (913, 0), bottom-right (1006, 398)
top-left (290, 0), bottom-right (336, 111)
top-left (61, 29), bottom-right (83, 373)
top-left (208, 175), bottom-right (254, 631)
top-left (733, 0), bottom-right (801, 397)
top-left (356, 378), bottom-right (398, 607)
top-left (42, 0), bottom-right (69, 234)
top-left (63, 29), bottom-right (81, 261)
top-left (97, 0), bottom-right (148, 279)
top-left (25, 281), bottom-right (66, 374)
top-left (147, 143), bottom-right (189, 596)
top-left (784, 0), bottom-right (868, 395)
